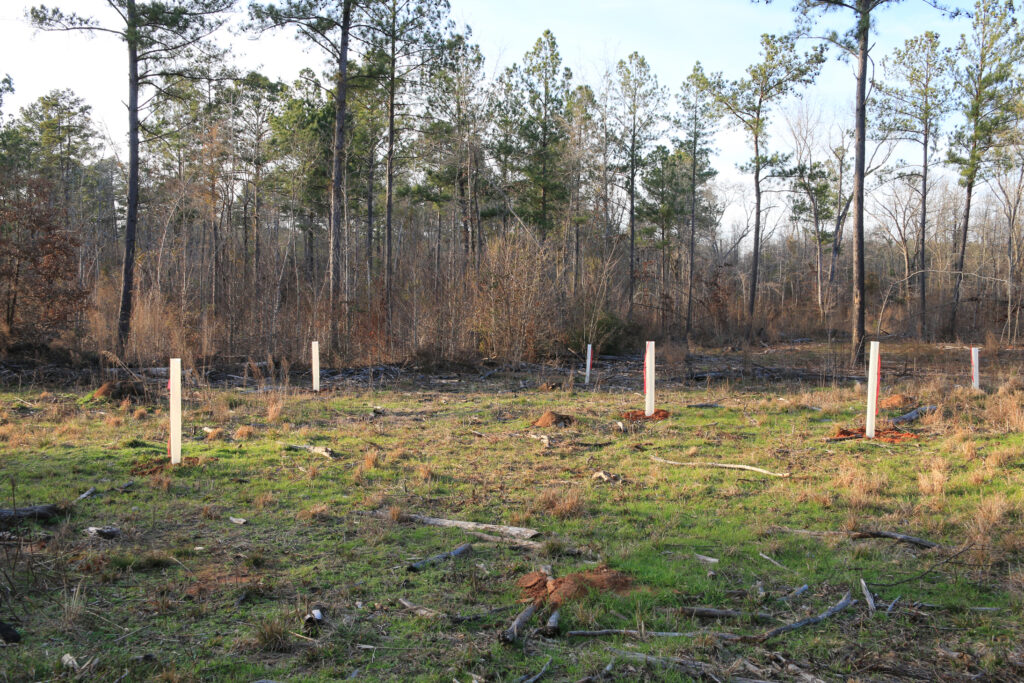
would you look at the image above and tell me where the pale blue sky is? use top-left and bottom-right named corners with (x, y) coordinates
top-left (0, 0), bottom-right (974, 229)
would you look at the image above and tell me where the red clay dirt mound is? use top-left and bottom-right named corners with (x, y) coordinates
top-left (622, 409), bottom-right (670, 421)
top-left (832, 426), bottom-right (919, 444)
top-left (879, 394), bottom-right (914, 411)
top-left (532, 411), bottom-right (574, 428)
top-left (516, 566), bottom-right (633, 607)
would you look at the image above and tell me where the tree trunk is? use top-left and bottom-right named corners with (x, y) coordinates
top-left (849, 1), bottom-right (869, 365)
top-left (918, 124), bottom-right (929, 339)
top-left (746, 141), bottom-right (762, 341)
top-left (686, 141), bottom-right (697, 340)
top-left (949, 179), bottom-right (974, 338)
top-left (115, 0), bottom-right (139, 357)
top-left (384, 24), bottom-right (397, 341)
top-left (328, 0), bottom-right (352, 347)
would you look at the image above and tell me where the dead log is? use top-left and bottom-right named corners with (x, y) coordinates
top-left (650, 455), bottom-right (790, 478)
top-left (745, 591), bottom-right (855, 642)
top-left (283, 444), bottom-right (338, 459)
top-left (407, 543), bottom-right (472, 572)
top-left (891, 405), bottom-right (937, 425)
top-left (0, 504), bottom-right (60, 528)
top-left (366, 510), bottom-right (539, 540)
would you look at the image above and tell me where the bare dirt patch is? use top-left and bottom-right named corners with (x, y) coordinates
top-left (622, 409), bottom-right (670, 421)
top-left (532, 411), bottom-right (574, 427)
top-left (832, 426), bottom-right (919, 444)
top-left (517, 566), bottom-right (633, 607)
top-left (130, 456), bottom-right (201, 475)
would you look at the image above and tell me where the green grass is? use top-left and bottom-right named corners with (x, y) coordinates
top-left (1, 366), bottom-right (1023, 681)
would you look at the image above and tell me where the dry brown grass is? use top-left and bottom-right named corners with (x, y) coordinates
top-left (387, 505), bottom-right (406, 523)
top-left (959, 440), bottom-right (978, 461)
top-left (985, 393), bottom-right (1024, 433)
top-left (212, 395), bottom-right (232, 423)
top-left (132, 407), bottom-right (148, 420)
top-left (416, 463), bottom-right (434, 482)
top-left (201, 504), bottom-right (219, 520)
top-left (965, 494), bottom-right (1013, 563)
top-left (296, 503), bottom-right (330, 521)
top-left (233, 425), bottom-right (256, 440)
top-left (832, 464), bottom-right (888, 510)
top-left (363, 450), bottom-right (380, 470)
top-left (968, 467), bottom-right (991, 486)
top-left (119, 398), bottom-right (132, 411)
top-left (149, 474), bottom-right (172, 492)
top-left (986, 447), bottom-right (1019, 470)
top-left (104, 415), bottom-right (123, 428)
top-left (205, 427), bottom-right (225, 441)
top-left (917, 457), bottom-right (949, 497)
top-left (535, 487), bottom-right (585, 519)
top-left (253, 492), bottom-right (276, 509)
top-left (266, 396), bottom-right (283, 423)
top-left (998, 375), bottom-right (1024, 396)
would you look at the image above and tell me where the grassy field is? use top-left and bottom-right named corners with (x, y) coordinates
top-left (2, 347), bottom-right (1024, 682)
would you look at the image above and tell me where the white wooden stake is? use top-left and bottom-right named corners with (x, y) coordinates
top-left (169, 358), bottom-right (182, 465)
top-left (585, 344), bottom-right (592, 386)
top-left (865, 341), bottom-right (880, 439)
top-left (971, 346), bottom-right (980, 390)
top-left (644, 341), bottom-right (655, 417)
top-left (312, 341), bottom-right (320, 392)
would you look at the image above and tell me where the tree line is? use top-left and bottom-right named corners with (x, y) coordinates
top-left (2, 0), bottom-right (1023, 368)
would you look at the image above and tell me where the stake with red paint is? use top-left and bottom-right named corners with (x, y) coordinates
top-left (971, 347), bottom-right (980, 390)
top-left (169, 358), bottom-right (182, 464)
top-left (584, 343), bottom-right (593, 386)
top-left (644, 341), bottom-right (655, 417)
top-left (865, 341), bottom-right (880, 439)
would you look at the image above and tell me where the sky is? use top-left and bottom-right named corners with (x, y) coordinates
top-left (0, 0), bottom-right (974, 229)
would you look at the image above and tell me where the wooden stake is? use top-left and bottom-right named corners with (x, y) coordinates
top-left (971, 347), bottom-right (980, 390)
top-left (644, 341), bottom-right (655, 417)
top-left (311, 341), bottom-right (320, 392)
top-left (865, 341), bottom-right (879, 439)
top-left (169, 358), bottom-right (182, 465)
top-left (585, 343), bottom-right (592, 386)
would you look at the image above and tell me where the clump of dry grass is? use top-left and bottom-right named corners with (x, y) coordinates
top-left (985, 392), bottom-right (1024, 433)
top-left (253, 492), bottom-right (276, 509)
top-left (416, 463), bottom-right (434, 482)
top-left (304, 463), bottom-right (320, 480)
top-left (212, 395), bottom-right (232, 423)
top-left (363, 451), bottom-right (380, 470)
top-left (832, 464), bottom-right (888, 510)
top-left (119, 398), bottom-right (132, 411)
top-left (997, 375), bottom-right (1024, 396)
top-left (917, 457), bottom-right (949, 497)
top-left (104, 415), bottom-right (123, 428)
top-left (535, 487), bottom-right (585, 519)
top-left (233, 425), bottom-right (255, 440)
top-left (296, 503), bottom-right (330, 521)
top-left (266, 396), bottom-right (284, 423)
top-left (149, 474), bottom-right (172, 492)
top-left (205, 427), bottom-right (225, 441)
top-left (959, 440), bottom-right (978, 461)
top-left (387, 447), bottom-right (408, 463)
top-left (387, 505), bottom-right (406, 523)
top-left (0, 423), bottom-right (17, 442)
top-left (986, 447), bottom-right (1018, 470)
top-left (965, 494), bottom-right (1013, 564)
top-left (968, 467), bottom-right (991, 486)
top-left (244, 614), bottom-right (293, 653)
top-left (132, 407), bottom-right (148, 420)
top-left (61, 580), bottom-right (87, 631)
top-left (201, 504), bottom-right (219, 520)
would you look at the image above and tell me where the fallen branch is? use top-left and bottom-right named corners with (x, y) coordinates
top-left (891, 405), bottom-right (937, 425)
top-left (758, 552), bottom-right (790, 571)
top-left (860, 578), bottom-right (876, 615)
top-left (687, 403), bottom-right (722, 409)
top-left (650, 455), bottom-right (790, 478)
top-left (516, 656), bottom-right (552, 683)
top-left (465, 531), bottom-right (543, 551)
top-left (568, 628), bottom-right (740, 640)
top-left (398, 598), bottom-right (441, 618)
top-left (744, 592), bottom-right (855, 643)
top-left (500, 603), bottom-right (539, 643)
top-left (676, 606), bottom-right (776, 623)
top-left (365, 510), bottom-right (539, 540)
top-left (0, 504), bottom-right (61, 528)
top-left (283, 443), bottom-right (338, 459)
top-left (539, 610), bottom-right (560, 636)
top-left (75, 487), bottom-right (97, 503)
top-left (448, 604), bottom-right (513, 624)
top-left (772, 526), bottom-right (939, 549)
top-left (407, 543), bottom-right (472, 572)
top-left (607, 647), bottom-right (771, 683)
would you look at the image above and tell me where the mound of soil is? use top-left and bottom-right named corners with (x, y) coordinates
top-left (130, 456), bottom-right (200, 475)
top-left (832, 426), bottom-right (919, 444)
top-left (622, 409), bottom-right (670, 421)
top-left (532, 411), bottom-right (574, 428)
top-left (879, 394), bottom-right (914, 411)
top-left (516, 566), bottom-right (633, 607)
